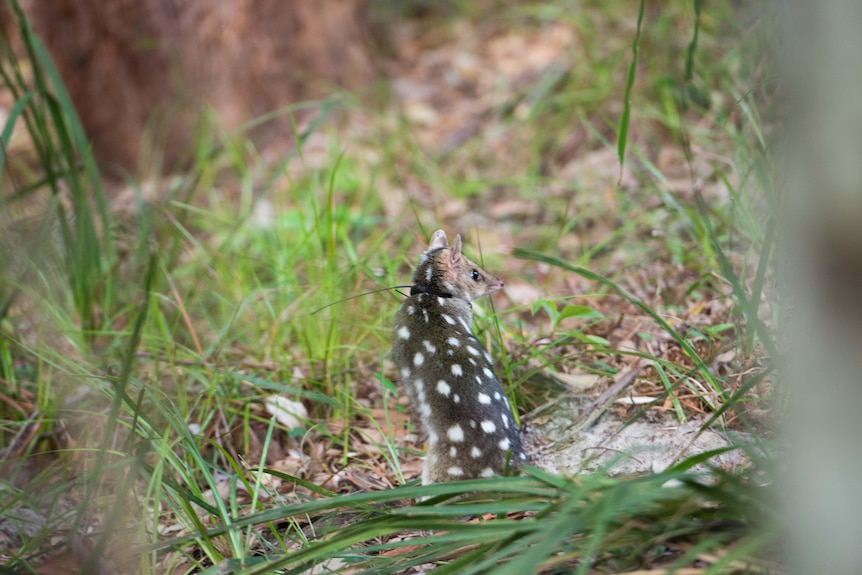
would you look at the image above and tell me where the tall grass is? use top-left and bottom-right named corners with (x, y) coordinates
top-left (0, 0), bottom-right (114, 335)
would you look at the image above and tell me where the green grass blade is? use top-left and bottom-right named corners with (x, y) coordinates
top-left (685, 0), bottom-right (702, 83)
top-left (695, 193), bottom-right (777, 359)
top-left (616, 0), bottom-right (646, 180)
top-left (0, 90), bottom-right (33, 175)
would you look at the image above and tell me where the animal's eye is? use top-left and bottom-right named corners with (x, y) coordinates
top-left (470, 269), bottom-right (483, 282)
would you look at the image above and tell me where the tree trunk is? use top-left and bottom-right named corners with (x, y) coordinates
top-left (782, 2), bottom-right (862, 574)
top-left (26, 0), bottom-right (375, 175)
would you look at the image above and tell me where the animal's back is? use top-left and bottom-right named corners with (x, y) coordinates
top-left (391, 230), bottom-right (527, 484)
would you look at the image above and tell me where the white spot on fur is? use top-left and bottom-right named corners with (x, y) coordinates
top-left (447, 337), bottom-right (460, 347)
top-left (475, 375), bottom-right (482, 385)
top-left (401, 367), bottom-right (411, 379)
top-left (459, 318), bottom-right (471, 331)
top-left (521, 453), bottom-right (528, 460)
top-left (453, 394), bottom-right (460, 403)
top-left (419, 403), bottom-right (432, 418)
top-left (447, 424), bottom-right (464, 442)
top-left (441, 314), bottom-right (456, 325)
top-left (447, 349), bottom-right (454, 356)
top-left (504, 397), bottom-right (510, 408)
top-left (451, 364), bottom-right (463, 377)
top-left (481, 420), bottom-right (496, 434)
top-left (438, 297), bottom-right (447, 306)
top-left (448, 466), bottom-right (464, 477)
top-left (483, 367), bottom-right (494, 379)
top-left (502, 415), bottom-right (509, 429)
top-left (494, 392), bottom-right (501, 401)
top-left (407, 306), bottom-right (415, 315)
top-left (423, 340), bottom-right (436, 353)
top-left (498, 438), bottom-right (511, 451)
top-left (425, 267), bottom-right (433, 282)
top-left (467, 346), bottom-right (480, 356)
top-left (481, 468), bottom-right (495, 478)
top-left (422, 309), bottom-right (429, 323)
top-left (436, 380), bottom-right (451, 397)
top-left (397, 326), bottom-right (411, 340)
top-left (470, 446), bottom-right (482, 458)
top-left (469, 358), bottom-right (477, 366)
top-left (470, 420), bottom-right (477, 428)
top-left (477, 392), bottom-right (491, 405)
top-left (414, 352), bottom-right (424, 367)
top-left (484, 351), bottom-right (493, 364)
top-left (449, 446), bottom-right (457, 457)
top-left (428, 430), bottom-right (439, 444)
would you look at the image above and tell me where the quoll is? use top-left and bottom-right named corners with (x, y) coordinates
top-left (391, 229), bottom-right (528, 484)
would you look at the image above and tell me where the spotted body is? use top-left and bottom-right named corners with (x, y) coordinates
top-left (392, 230), bottom-right (527, 484)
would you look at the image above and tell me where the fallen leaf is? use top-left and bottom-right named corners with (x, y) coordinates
top-left (265, 395), bottom-right (308, 430)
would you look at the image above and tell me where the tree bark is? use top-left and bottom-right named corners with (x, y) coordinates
top-left (782, 2), bottom-right (862, 574)
top-left (26, 0), bottom-right (375, 175)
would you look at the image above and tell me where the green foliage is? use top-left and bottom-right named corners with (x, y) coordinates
top-left (0, 0), bottom-right (115, 335)
top-left (138, 463), bottom-right (770, 574)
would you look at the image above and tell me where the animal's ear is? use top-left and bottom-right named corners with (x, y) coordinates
top-left (449, 234), bottom-right (463, 269)
top-left (428, 229), bottom-right (448, 250)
